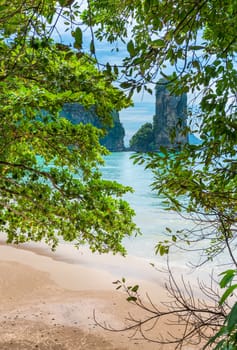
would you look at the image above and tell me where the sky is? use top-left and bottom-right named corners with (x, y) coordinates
top-left (93, 44), bottom-right (157, 145)
top-left (54, 16), bottom-right (156, 146)
top-left (53, 5), bottom-right (203, 145)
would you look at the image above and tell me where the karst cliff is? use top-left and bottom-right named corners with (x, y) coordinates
top-left (130, 80), bottom-right (188, 151)
top-left (61, 103), bottom-right (125, 152)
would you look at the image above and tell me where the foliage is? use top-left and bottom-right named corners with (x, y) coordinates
top-left (129, 122), bottom-right (154, 152)
top-left (203, 270), bottom-right (237, 349)
top-left (82, 0), bottom-right (237, 347)
top-left (82, 0), bottom-right (237, 253)
top-left (0, 0), bottom-right (139, 254)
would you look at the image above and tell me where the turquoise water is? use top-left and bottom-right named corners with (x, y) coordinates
top-left (101, 152), bottom-right (230, 275)
top-left (101, 152), bottom-right (189, 259)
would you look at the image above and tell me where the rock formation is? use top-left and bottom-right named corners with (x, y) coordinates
top-left (130, 80), bottom-right (188, 151)
top-left (154, 80), bottom-right (187, 148)
top-left (61, 103), bottom-right (125, 151)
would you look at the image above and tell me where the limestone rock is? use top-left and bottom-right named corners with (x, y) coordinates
top-left (154, 80), bottom-right (188, 148)
top-left (61, 103), bottom-right (125, 152)
top-left (129, 80), bottom-right (188, 151)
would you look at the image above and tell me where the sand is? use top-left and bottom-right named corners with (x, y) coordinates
top-left (0, 241), bottom-right (200, 349)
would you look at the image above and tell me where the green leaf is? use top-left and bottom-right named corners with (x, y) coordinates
top-left (151, 39), bottom-right (166, 48)
top-left (127, 40), bottom-right (135, 57)
top-left (192, 60), bottom-right (200, 70)
top-left (159, 146), bottom-right (168, 155)
top-left (155, 243), bottom-right (169, 256)
top-left (59, 0), bottom-right (73, 6)
top-left (113, 65), bottom-right (119, 75)
top-left (127, 296), bottom-right (137, 302)
top-left (227, 302), bottom-right (237, 331)
top-left (144, 0), bottom-right (152, 11)
top-left (120, 81), bottom-right (132, 89)
top-left (219, 284), bottom-right (237, 305)
top-left (105, 62), bottom-right (111, 74)
top-left (219, 270), bottom-right (236, 288)
top-left (72, 27), bottom-right (83, 49)
top-left (90, 40), bottom-right (95, 54)
top-left (131, 284), bottom-right (139, 292)
top-left (188, 45), bottom-right (205, 50)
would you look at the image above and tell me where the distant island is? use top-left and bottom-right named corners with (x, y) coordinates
top-left (62, 80), bottom-right (200, 152)
top-left (129, 79), bottom-right (188, 152)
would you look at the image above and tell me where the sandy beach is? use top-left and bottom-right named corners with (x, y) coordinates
top-left (0, 241), bottom-right (200, 349)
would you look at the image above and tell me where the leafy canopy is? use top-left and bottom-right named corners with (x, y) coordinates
top-left (0, 0), bottom-right (139, 254)
top-left (82, 0), bottom-right (237, 347)
top-left (84, 0), bottom-right (237, 259)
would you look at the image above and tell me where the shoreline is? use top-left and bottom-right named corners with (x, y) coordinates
top-left (0, 241), bottom-right (202, 349)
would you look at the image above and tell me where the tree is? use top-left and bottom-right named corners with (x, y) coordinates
top-left (129, 122), bottom-right (154, 152)
top-left (82, 0), bottom-right (237, 347)
top-left (0, 1), bottom-right (139, 254)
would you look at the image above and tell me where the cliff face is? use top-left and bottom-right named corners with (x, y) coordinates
top-left (61, 103), bottom-right (125, 151)
top-left (154, 81), bottom-right (188, 148)
top-left (130, 81), bottom-right (188, 151)
top-left (101, 110), bottom-right (125, 151)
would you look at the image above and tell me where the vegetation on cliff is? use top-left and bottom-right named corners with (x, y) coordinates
top-left (129, 122), bottom-right (154, 152)
top-left (130, 81), bottom-right (188, 152)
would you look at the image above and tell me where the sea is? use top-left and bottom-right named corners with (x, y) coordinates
top-left (101, 151), bottom-right (195, 263)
